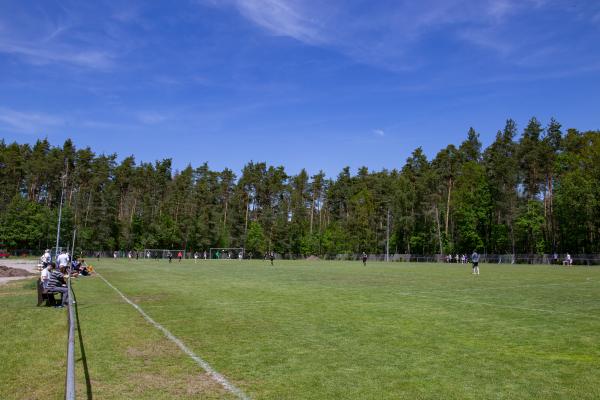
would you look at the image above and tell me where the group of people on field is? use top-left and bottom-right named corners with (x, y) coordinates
top-left (193, 251), bottom-right (209, 262)
top-left (556, 252), bottom-right (573, 266)
top-left (445, 254), bottom-right (469, 264)
top-left (39, 249), bottom-right (91, 308)
top-left (360, 250), bottom-right (481, 274)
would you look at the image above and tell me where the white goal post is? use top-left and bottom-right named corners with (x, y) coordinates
top-left (209, 248), bottom-right (245, 260)
top-left (143, 249), bottom-right (186, 259)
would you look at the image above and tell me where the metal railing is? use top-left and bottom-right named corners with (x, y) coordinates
top-left (65, 274), bottom-right (76, 399)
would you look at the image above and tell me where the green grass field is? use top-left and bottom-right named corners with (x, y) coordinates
top-left (2, 260), bottom-right (600, 399)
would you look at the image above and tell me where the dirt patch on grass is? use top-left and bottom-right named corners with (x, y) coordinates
top-left (126, 341), bottom-right (171, 359)
top-left (130, 294), bottom-right (168, 304)
top-left (123, 340), bottom-right (234, 398)
top-left (0, 265), bottom-right (36, 277)
top-left (180, 374), bottom-right (231, 397)
top-left (128, 372), bottom-right (229, 398)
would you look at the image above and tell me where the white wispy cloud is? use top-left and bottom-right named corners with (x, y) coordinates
top-left (0, 107), bottom-right (64, 134)
top-left (137, 112), bottom-right (168, 125)
top-left (204, 0), bottom-right (556, 70)
top-left (0, 4), bottom-right (121, 70)
top-left (234, 0), bottom-right (326, 44)
top-left (0, 40), bottom-right (115, 69)
top-left (373, 129), bottom-right (385, 137)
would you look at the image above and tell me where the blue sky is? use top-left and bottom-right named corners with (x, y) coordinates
top-left (1, 0), bottom-right (599, 177)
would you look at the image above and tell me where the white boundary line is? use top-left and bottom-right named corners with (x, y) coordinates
top-left (97, 272), bottom-right (250, 400)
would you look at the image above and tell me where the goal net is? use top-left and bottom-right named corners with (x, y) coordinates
top-left (143, 249), bottom-right (186, 259)
top-left (209, 248), bottom-right (245, 260)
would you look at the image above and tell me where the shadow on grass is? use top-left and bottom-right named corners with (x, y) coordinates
top-left (72, 287), bottom-right (93, 400)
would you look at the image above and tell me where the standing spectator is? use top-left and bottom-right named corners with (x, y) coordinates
top-left (203, 251), bottom-right (207, 260)
top-left (41, 249), bottom-right (51, 265)
top-left (177, 251), bottom-right (183, 262)
top-left (471, 250), bottom-right (480, 275)
top-left (57, 250), bottom-right (70, 270)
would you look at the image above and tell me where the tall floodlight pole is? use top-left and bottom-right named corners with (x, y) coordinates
top-left (55, 173), bottom-right (67, 259)
top-left (71, 229), bottom-right (77, 261)
top-left (386, 207), bottom-right (390, 262)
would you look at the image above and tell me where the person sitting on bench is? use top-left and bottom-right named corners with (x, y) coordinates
top-left (40, 263), bottom-right (52, 290)
top-left (37, 264), bottom-right (57, 307)
top-left (46, 264), bottom-right (69, 308)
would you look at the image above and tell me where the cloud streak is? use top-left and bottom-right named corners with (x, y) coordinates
top-left (207, 0), bottom-right (560, 71)
top-left (0, 107), bottom-right (64, 134)
top-left (234, 0), bottom-right (326, 44)
top-left (0, 4), bottom-right (121, 70)
top-left (0, 40), bottom-right (115, 69)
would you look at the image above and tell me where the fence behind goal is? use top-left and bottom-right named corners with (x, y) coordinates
top-left (209, 248), bottom-right (245, 260)
top-left (142, 249), bottom-right (186, 259)
top-left (70, 250), bottom-right (600, 265)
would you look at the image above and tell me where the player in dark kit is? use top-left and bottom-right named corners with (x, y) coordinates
top-left (168, 251), bottom-right (173, 263)
top-left (269, 252), bottom-right (274, 266)
top-left (362, 252), bottom-right (367, 266)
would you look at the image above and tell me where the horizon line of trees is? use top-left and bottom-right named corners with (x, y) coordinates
top-left (1, 117), bottom-right (599, 256)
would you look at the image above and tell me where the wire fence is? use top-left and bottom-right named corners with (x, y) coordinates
top-left (273, 253), bottom-right (600, 265)
top-left (9, 248), bottom-right (600, 265)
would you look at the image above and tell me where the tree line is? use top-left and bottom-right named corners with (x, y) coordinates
top-left (1, 117), bottom-right (598, 256)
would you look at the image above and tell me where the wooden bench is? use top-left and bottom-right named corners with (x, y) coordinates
top-left (36, 279), bottom-right (57, 307)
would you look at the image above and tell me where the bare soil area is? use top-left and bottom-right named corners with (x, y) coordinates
top-left (0, 260), bottom-right (38, 285)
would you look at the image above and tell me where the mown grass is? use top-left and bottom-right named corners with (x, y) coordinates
top-left (2, 260), bottom-right (599, 399)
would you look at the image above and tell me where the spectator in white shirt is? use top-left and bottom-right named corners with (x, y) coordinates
top-left (41, 249), bottom-right (51, 264)
top-left (56, 251), bottom-right (70, 269)
top-left (40, 264), bottom-right (51, 289)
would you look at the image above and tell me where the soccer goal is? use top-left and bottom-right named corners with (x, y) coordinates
top-left (209, 248), bottom-right (245, 260)
top-left (143, 249), bottom-right (186, 259)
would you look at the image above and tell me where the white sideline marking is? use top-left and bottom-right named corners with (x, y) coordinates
top-left (97, 272), bottom-right (250, 400)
